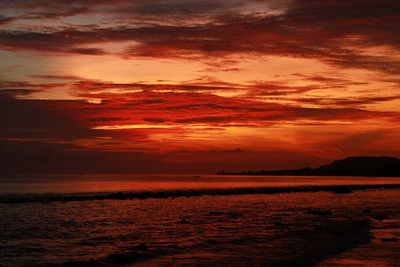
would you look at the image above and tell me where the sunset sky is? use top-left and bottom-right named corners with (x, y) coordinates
top-left (1, 0), bottom-right (400, 173)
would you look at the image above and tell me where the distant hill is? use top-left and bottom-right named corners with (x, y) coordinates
top-left (217, 156), bottom-right (400, 177)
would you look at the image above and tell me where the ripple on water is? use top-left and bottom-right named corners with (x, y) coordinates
top-left (0, 189), bottom-right (399, 266)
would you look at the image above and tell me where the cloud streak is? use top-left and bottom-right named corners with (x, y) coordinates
top-left (0, 0), bottom-right (398, 74)
top-left (1, 0), bottom-right (400, 173)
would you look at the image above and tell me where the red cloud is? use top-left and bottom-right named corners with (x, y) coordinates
top-left (1, 1), bottom-right (400, 173)
top-left (0, 0), bottom-right (399, 73)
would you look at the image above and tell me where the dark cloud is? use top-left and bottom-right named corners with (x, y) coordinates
top-left (0, 94), bottom-right (96, 139)
top-left (69, 47), bottom-right (108, 55)
top-left (1, 88), bottom-right (399, 174)
top-left (0, 15), bottom-right (14, 25)
top-left (88, 117), bottom-right (128, 123)
top-left (175, 116), bottom-right (240, 124)
top-left (0, 80), bottom-right (64, 89)
top-left (112, 0), bottom-right (239, 21)
top-left (65, 90), bottom-right (400, 126)
top-left (72, 80), bottom-right (241, 93)
top-left (0, 0), bottom-right (398, 73)
top-left (0, 0), bottom-right (116, 20)
top-left (28, 74), bottom-right (83, 80)
top-left (0, 29), bottom-right (107, 55)
top-left (143, 117), bottom-right (166, 123)
top-left (0, 139), bottom-right (330, 174)
top-left (0, 88), bottom-right (38, 97)
top-left (291, 74), bottom-right (367, 86)
top-left (0, 139), bottom-right (167, 174)
top-left (1, 1), bottom-right (399, 174)
top-left (1, 77), bottom-right (398, 129)
top-left (294, 95), bottom-right (400, 107)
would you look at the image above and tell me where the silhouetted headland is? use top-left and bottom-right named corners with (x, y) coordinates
top-left (217, 156), bottom-right (400, 177)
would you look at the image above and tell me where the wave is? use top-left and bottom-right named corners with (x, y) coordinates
top-left (1, 183), bottom-right (400, 204)
top-left (25, 219), bottom-right (372, 267)
top-left (26, 246), bottom-right (158, 267)
top-left (2, 184), bottom-right (400, 204)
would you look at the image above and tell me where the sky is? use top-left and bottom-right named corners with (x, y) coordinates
top-left (0, 0), bottom-right (400, 174)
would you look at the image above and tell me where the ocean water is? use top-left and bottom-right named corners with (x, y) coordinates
top-left (1, 174), bottom-right (400, 195)
top-left (0, 175), bottom-right (399, 266)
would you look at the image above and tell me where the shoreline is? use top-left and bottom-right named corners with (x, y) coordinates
top-left (2, 189), bottom-right (398, 266)
top-left (34, 219), bottom-right (373, 267)
top-left (1, 183), bottom-right (400, 204)
top-left (272, 219), bottom-right (372, 267)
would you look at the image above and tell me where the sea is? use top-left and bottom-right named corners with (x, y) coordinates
top-left (0, 174), bottom-right (399, 266)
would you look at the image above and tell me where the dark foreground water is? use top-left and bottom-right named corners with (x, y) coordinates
top-left (0, 175), bottom-right (399, 266)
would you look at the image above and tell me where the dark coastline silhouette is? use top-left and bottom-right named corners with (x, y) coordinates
top-left (217, 156), bottom-right (400, 177)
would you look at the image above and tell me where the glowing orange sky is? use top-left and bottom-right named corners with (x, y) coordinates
top-left (1, 0), bottom-right (399, 173)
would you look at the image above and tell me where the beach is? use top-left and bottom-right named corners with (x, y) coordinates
top-left (0, 175), bottom-right (399, 266)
